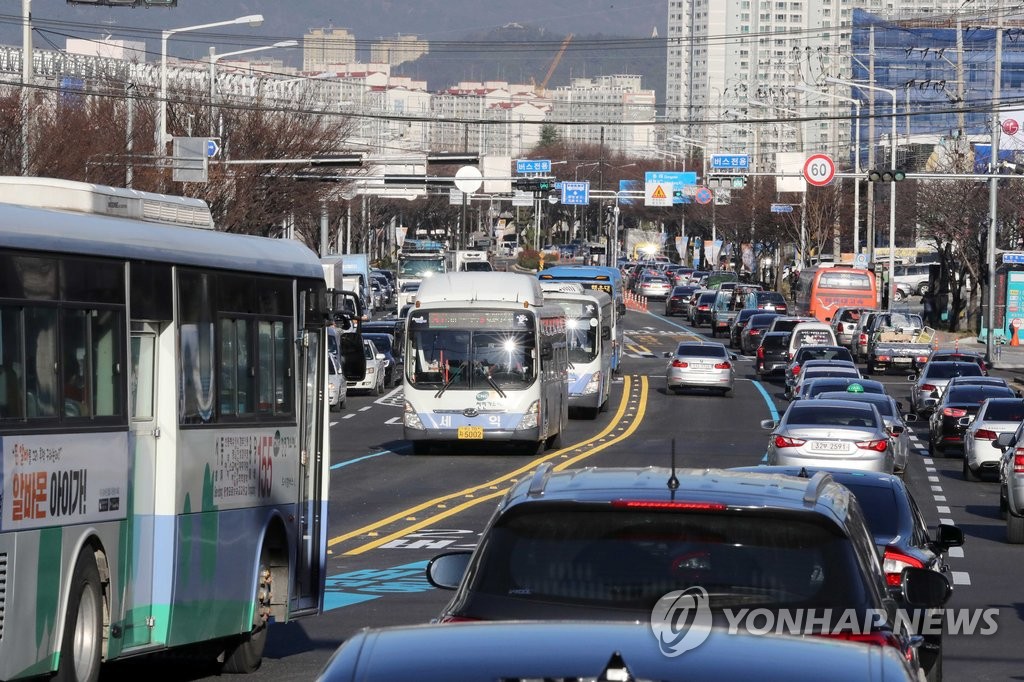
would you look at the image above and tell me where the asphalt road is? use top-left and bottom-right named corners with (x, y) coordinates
top-left (105, 305), bottom-right (1023, 682)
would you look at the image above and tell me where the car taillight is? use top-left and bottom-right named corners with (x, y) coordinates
top-left (1014, 449), bottom-right (1024, 473)
top-left (714, 361), bottom-right (731, 369)
top-left (698, 304), bottom-right (709, 311)
top-left (942, 407), bottom-right (967, 418)
top-left (612, 500), bottom-right (727, 511)
top-left (855, 439), bottom-right (889, 452)
top-left (921, 384), bottom-right (937, 391)
top-left (774, 435), bottom-right (806, 448)
top-left (757, 346), bottom-right (765, 359)
top-left (670, 296), bottom-right (681, 301)
top-left (916, 356), bottom-right (930, 363)
top-left (749, 328), bottom-right (761, 335)
top-left (876, 355), bottom-right (891, 362)
top-left (882, 547), bottom-right (925, 587)
top-left (975, 429), bottom-right (998, 440)
top-left (858, 333), bottom-right (868, 344)
top-left (671, 359), bottom-right (688, 368)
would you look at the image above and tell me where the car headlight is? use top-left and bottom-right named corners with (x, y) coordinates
top-left (582, 371), bottom-right (602, 395)
top-left (366, 366), bottom-right (375, 374)
top-left (404, 400), bottom-right (424, 429)
top-left (516, 400), bottom-right (540, 431)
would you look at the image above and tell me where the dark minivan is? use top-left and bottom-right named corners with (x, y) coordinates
top-left (757, 331), bottom-right (791, 377)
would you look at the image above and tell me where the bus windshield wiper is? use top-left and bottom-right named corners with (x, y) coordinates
top-left (481, 373), bottom-right (507, 398)
top-left (434, 365), bottom-right (464, 398)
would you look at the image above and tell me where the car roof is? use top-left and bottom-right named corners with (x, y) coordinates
top-left (733, 465), bottom-right (901, 491)
top-left (320, 621), bottom-right (911, 682)
top-left (815, 391), bottom-right (892, 405)
top-left (790, 398), bottom-right (877, 413)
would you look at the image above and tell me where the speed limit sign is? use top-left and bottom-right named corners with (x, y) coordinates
top-left (803, 153), bottom-right (836, 187)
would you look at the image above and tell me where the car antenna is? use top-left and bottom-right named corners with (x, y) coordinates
top-left (668, 439), bottom-right (680, 491)
top-left (798, 466), bottom-right (810, 478)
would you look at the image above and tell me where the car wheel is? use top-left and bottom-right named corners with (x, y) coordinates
top-left (963, 458), bottom-right (980, 482)
top-left (893, 288), bottom-right (906, 303)
top-left (918, 282), bottom-right (930, 296)
top-left (1008, 512), bottom-right (1024, 544)
top-left (927, 436), bottom-right (936, 457)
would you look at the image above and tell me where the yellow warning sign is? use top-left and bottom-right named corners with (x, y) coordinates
top-left (652, 185), bottom-right (667, 199)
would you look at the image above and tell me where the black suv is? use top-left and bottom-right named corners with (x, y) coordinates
top-left (756, 331), bottom-right (791, 377)
top-left (426, 464), bottom-right (951, 672)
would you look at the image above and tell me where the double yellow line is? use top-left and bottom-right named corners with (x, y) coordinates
top-left (331, 375), bottom-right (650, 556)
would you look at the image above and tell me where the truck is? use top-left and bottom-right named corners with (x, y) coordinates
top-left (321, 253), bottom-right (373, 316)
top-left (864, 311), bottom-right (934, 375)
top-left (447, 249), bottom-right (493, 272)
top-left (397, 239), bottom-right (447, 291)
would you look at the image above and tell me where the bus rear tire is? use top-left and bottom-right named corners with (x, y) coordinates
top-left (222, 559), bottom-right (271, 674)
top-left (56, 546), bottom-right (104, 682)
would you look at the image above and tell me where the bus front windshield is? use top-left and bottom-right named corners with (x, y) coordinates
top-left (407, 310), bottom-right (536, 390)
top-left (399, 258), bottom-right (445, 278)
top-left (555, 301), bottom-right (599, 363)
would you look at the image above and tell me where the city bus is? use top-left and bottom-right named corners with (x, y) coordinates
top-left (535, 265), bottom-right (625, 373)
top-left (541, 283), bottom-right (613, 419)
top-left (795, 267), bottom-right (878, 322)
top-left (0, 177), bottom-right (334, 681)
top-left (403, 272), bottom-right (568, 455)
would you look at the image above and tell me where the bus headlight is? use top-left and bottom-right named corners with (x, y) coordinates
top-left (582, 371), bottom-right (602, 395)
top-left (516, 400), bottom-right (540, 431)
top-left (404, 401), bottom-right (424, 429)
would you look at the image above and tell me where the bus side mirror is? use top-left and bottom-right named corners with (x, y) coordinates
top-left (602, 327), bottom-right (611, 341)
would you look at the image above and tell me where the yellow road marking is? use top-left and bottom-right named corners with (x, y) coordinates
top-left (337, 376), bottom-right (649, 556)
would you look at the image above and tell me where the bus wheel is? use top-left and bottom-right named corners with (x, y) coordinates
top-left (222, 560), bottom-right (272, 673)
top-left (56, 547), bottom-right (104, 682)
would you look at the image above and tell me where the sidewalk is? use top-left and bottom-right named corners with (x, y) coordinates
top-left (929, 329), bottom-right (1024, 372)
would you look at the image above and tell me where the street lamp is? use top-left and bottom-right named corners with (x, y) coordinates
top-left (209, 40), bottom-right (297, 135)
top-left (158, 13), bottom-right (264, 153)
top-left (826, 76), bottom-right (898, 310)
top-left (792, 84), bottom-right (863, 256)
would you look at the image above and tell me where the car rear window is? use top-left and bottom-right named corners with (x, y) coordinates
top-left (806, 380), bottom-right (885, 397)
top-left (787, 405), bottom-right (878, 427)
top-left (771, 318), bottom-right (809, 333)
top-left (756, 292), bottom-right (786, 305)
top-left (815, 393), bottom-right (894, 417)
top-left (983, 401), bottom-right (1024, 421)
top-left (924, 363), bottom-right (984, 379)
top-left (676, 345), bottom-right (727, 358)
top-left (945, 386), bottom-right (1016, 404)
top-left (472, 508), bottom-right (867, 610)
top-left (797, 347), bottom-right (853, 363)
top-left (762, 334), bottom-right (790, 349)
top-left (698, 293), bottom-right (717, 304)
top-left (839, 309), bottom-right (866, 323)
top-left (803, 368), bottom-right (859, 380)
top-left (838, 483), bottom-right (900, 539)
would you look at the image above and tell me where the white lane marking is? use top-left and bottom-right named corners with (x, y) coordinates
top-left (923, 458), bottom-right (934, 465)
top-left (330, 421), bottom-right (338, 427)
top-left (937, 505), bottom-right (952, 514)
top-left (385, 416), bottom-right (401, 425)
top-left (343, 413), bottom-right (356, 420)
top-left (925, 466), bottom-right (937, 473)
top-left (928, 475), bottom-right (940, 482)
top-left (359, 406), bottom-right (373, 412)
top-left (931, 485), bottom-right (943, 492)
top-left (952, 572), bottom-right (971, 586)
top-left (948, 547), bottom-right (965, 558)
top-left (940, 518), bottom-right (956, 525)
top-left (935, 495), bottom-right (946, 502)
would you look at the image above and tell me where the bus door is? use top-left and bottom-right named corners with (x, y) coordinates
top-left (293, 301), bottom-right (327, 614)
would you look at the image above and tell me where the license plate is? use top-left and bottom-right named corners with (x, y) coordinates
top-left (810, 440), bottom-right (849, 452)
top-left (893, 357), bottom-right (911, 364)
top-left (692, 363), bottom-right (712, 370)
top-left (458, 426), bottom-right (484, 439)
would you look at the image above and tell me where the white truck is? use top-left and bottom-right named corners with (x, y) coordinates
top-left (397, 239), bottom-right (447, 292)
top-left (322, 253), bottom-right (373, 315)
top-left (448, 249), bottom-right (493, 272)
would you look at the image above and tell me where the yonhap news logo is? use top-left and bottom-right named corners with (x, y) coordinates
top-left (649, 587), bottom-right (713, 657)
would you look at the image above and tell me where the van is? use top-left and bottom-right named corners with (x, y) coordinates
top-left (787, 321), bottom-right (838, 358)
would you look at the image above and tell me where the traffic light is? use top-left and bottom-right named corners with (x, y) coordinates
top-left (514, 177), bottom-right (556, 193)
top-left (706, 174), bottom-right (747, 189)
top-left (867, 169), bottom-right (906, 182)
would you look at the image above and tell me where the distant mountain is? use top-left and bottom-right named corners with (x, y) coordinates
top-left (7, 1), bottom-right (665, 95)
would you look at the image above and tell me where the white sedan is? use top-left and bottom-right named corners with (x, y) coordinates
top-left (347, 338), bottom-right (387, 396)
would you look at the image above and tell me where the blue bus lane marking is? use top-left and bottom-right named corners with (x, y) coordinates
top-left (324, 560), bottom-right (432, 610)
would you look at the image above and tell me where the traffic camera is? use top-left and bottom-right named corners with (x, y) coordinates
top-left (867, 169), bottom-right (906, 182)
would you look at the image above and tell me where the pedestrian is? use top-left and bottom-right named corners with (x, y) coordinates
top-left (921, 292), bottom-right (936, 327)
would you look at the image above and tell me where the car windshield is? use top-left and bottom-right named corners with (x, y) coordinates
top-left (786, 405), bottom-right (878, 427)
top-left (945, 386), bottom-right (1015, 404)
top-left (472, 508), bottom-right (868, 610)
top-left (983, 401), bottom-right (1024, 421)
top-left (676, 345), bottom-right (726, 358)
top-left (925, 363), bottom-right (984, 380)
top-left (365, 334), bottom-right (393, 354)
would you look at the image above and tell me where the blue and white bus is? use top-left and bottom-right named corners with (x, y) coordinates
top-left (536, 265), bottom-right (625, 372)
top-left (403, 273), bottom-right (568, 455)
top-left (541, 283), bottom-right (613, 419)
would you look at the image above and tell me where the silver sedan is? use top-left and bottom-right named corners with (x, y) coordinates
top-left (962, 398), bottom-right (1024, 482)
top-left (665, 341), bottom-right (735, 396)
top-left (762, 399), bottom-right (895, 474)
top-left (814, 391), bottom-right (911, 476)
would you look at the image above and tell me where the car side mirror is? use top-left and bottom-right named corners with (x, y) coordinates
top-left (760, 419), bottom-right (777, 430)
top-left (901, 567), bottom-right (952, 608)
top-left (957, 416), bottom-right (973, 428)
top-left (924, 398), bottom-right (939, 408)
top-left (903, 413), bottom-right (919, 423)
top-left (995, 432), bottom-right (1015, 451)
top-left (663, 351), bottom-right (673, 359)
top-left (888, 425), bottom-right (906, 437)
top-left (730, 353), bottom-right (738, 361)
top-left (933, 523), bottom-right (965, 551)
top-left (906, 374), bottom-right (918, 382)
top-left (425, 551), bottom-right (473, 590)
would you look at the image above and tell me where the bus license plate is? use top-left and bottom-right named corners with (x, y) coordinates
top-left (458, 426), bottom-right (484, 440)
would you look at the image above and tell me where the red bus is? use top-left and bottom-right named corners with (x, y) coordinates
top-left (795, 267), bottom-right (877, 322)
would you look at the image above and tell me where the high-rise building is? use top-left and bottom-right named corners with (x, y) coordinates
top-left (370, 35), bottom-right (429, 67)
top-left (665, 0), bottom-right (1003, 169)
top-left (303, 28), bottom-right (357, 72)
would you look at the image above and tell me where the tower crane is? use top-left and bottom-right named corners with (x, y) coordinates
top-left (536, 33), bottom-right (573, 94)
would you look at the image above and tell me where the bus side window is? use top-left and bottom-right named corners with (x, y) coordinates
top-left (0, 307), bottom-right (24, 419)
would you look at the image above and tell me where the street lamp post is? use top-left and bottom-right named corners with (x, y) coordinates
top-left (158, 14), bottom-right (264, 153)
top-left (826, 77), bottom-right (897, 310)
top-left (792, 85), bottom-right (862, 256)
top-left (209, 40), bottom-right (297, 136)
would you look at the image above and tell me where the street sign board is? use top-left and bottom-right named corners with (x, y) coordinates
top-left (770, 203), bottom-right (794, 213)
top-left (516, 159), bottom-right (551, 174)
top-left (854, 253), bottom-right (870, 269)
top-left (171, 136), bottom-right (208, 183)
top-left (695, 187), bottom-right (713, 205)
top-left (511, 191), bottom-right (534, 207)
top-left (645, 171), bottom-right (698, 205)
top-left (645, 181), bottom-right (672, 207)
top-left (206, 139), bottom-right (220, 158)
top-left (560, 181), bottom-right (590, 206)
top-left (1003, 252), bottom-right (1024, 264)
top-left (803, 153), bottom-right (836, 187)
top-left (709, 154), bottom-right (749, 170)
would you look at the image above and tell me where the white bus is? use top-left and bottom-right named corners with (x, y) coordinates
top-left (402, 273), bottom-right (568, 455)
top-left (540, 283), bottom-right (613, 419)
top-left (0, 178), bottom-right (334, 681)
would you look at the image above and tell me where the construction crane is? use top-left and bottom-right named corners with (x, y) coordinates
top-left (536, 33), bottom-right (573, 94)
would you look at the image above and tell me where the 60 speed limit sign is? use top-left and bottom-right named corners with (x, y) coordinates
top-left (803, 153), bottom-right (836, 187)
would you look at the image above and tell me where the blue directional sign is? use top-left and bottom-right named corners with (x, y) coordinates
top-left (517, 159), bottom-right (552, 174)
top-left (710, 154), bottom-right (750, 170)
top-left (206, 139), bottom-right (220, 158)
top-left (645, 171), bottom-right (698, 205)
top-left (770, 203), bottom-right (794, 213)
top-left (1004, 252), bottom-right (1024, 264)
top-left (561, 181), bottom-right (590, 206)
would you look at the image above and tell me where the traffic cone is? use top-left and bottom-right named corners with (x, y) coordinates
top-left (1012, 329), bottom-right (1020, 347)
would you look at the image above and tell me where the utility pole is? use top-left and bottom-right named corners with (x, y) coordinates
top-left (21, 0), bottom-right (32, 175)
top-left (986, 7), bottom-right (1003, 364)
top-left (866, 26), bottom-right (876, 264)
top-left (125, 83), bottom-right (135, 188)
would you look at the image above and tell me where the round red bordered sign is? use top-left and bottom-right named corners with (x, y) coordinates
top-left (803, 154), bottom-right (836, 187)
top-left (1003, 119), bottom-right (1020, 136)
